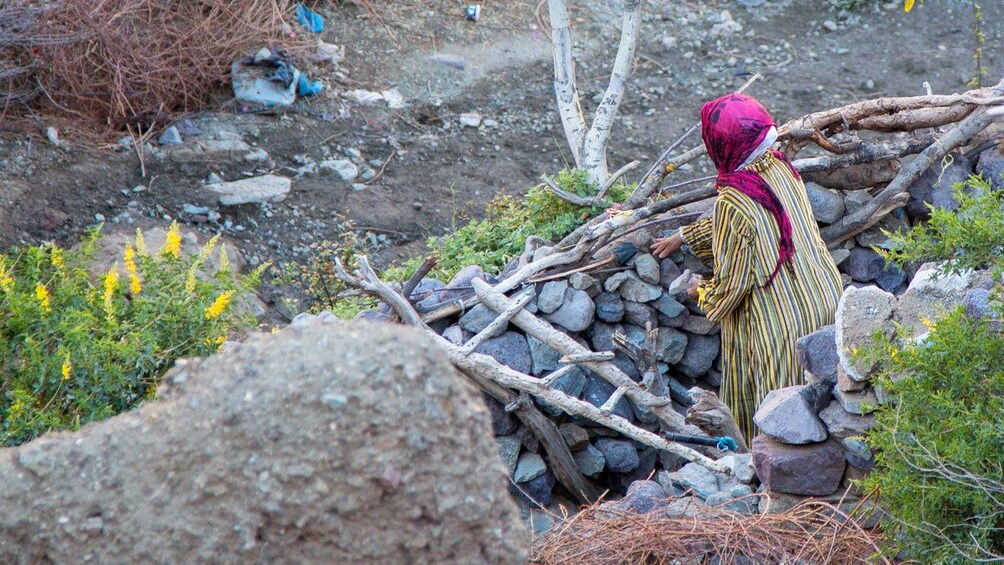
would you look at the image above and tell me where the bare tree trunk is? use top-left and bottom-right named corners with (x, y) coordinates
top-left (548, 0), bottom-right (643, 186)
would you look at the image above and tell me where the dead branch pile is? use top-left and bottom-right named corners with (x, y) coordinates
top-left (529, 497), bottom-right (890, 565)
top-left (0, 0), bottom-right (300, 128)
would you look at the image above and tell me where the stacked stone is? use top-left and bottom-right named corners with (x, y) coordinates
top-left (806, 147), bottom-right (1003, 294)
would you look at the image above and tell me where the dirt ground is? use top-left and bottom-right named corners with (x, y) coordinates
top-left (1, 0), bottom-right (1001, 318)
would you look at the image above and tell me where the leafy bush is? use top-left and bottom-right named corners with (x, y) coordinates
top-left (859, 175), bottom-right (1004, 562)
top-left (0, 224), bottom-right (261, 446)
top-left (297, 169), bottom-right (630, 317)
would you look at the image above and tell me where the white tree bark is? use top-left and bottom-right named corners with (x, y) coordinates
top-left (548, 0), bottom-right (644, 186)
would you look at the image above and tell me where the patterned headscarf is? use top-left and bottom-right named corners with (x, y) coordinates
top-left (701, 93), bottom-right (799, 284)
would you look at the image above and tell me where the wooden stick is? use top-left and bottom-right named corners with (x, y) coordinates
top-left (459, 290), bottom-right (535, 355)
top-left (560, 352), bottom-right (616, 364)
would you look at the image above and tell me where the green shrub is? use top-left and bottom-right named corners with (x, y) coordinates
top-left (0, 224), bottom-right (261, 446)
top-left (859, 175), bottom-right (1004, 562)
top-left (298, 169), bottom-right (631, 317)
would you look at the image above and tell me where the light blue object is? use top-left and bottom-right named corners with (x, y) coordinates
top-left (297, 73), bottom-right (324, 97)
top-left (716, 436), bottom-right (739, 452)
top-left (296, 4), bottom-right (324, 33)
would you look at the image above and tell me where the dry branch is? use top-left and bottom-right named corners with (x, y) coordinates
top-left (685, 388), bottom-right (748, 452)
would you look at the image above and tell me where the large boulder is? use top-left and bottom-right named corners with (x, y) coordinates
top-left (752, 435), bottom-right (845, 496)
top-left (835, 286), bottom-right (896, 382)
top-left (0, 321), bottom-right (527, 563)
top-left (753, 386), bottom-right (828, 445)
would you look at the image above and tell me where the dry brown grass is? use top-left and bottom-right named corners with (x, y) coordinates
top-left (530, 494), bottom-right (892, 565)
top-left (1, 0), bottom-right (303, 131)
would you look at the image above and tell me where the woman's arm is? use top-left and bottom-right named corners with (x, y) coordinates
top-left (681, 218), bottom-right (714, 265)
top-left (697, 200), bottom-right (756, 323)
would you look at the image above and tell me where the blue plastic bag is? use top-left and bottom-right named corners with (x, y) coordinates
top-left (296, 4), bottom-right (324, 34)
top-left (297, 73), bottom-right (324, 97)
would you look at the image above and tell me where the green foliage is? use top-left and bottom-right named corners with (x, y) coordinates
top-left (879, 175), bottom-right (1004, 277)
top-left (297, 169), bottom-right (631, 317)
top-left (0, 224), bottom-right (259, 446)
top-left (860, 309), bottom-right (1004, 563)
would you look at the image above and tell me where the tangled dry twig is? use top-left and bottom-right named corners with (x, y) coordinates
top-left (530, 495), bottom-right (891, 565)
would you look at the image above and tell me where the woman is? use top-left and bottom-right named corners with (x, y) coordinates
top-left (651, 94), bottom-right (842, 441)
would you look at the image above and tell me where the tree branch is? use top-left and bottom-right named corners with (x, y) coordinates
top-left (547, 0), bottom-right (587, 162)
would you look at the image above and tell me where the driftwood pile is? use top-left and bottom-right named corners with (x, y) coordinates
top-left (332, 79), bottom-right (1004, 516)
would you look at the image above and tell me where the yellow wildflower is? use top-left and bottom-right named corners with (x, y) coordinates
top-left (205, 290), bottom-right (235, 320)
top-left (103, 267), bottom-right (119, 316)
top-left (50, 246), bottom-right (65, 270)
top-left (35, 283), bottom-right (51, 313)
top-left (0, 261), bottom-right (13, 293)
top-left (203, 335), bottom-right (226, 350)
top-left (8, 399), bottom-right (24, 419)
top-left (61, 355), bottom-right (72, 381)
top-left (904, 0), bottom-right (915, 12)
top-left (162, 222), bottom-right (182, 259)
top-left (920, 315), bottom-right (936, 330)
top-left (124, 246), bottom-right (142, 295)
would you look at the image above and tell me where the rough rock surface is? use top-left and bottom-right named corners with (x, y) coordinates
top-left (835, 286), bottom-right (896, 382)
top-left (804, 182), bottom-right (845, 224)
top-left (205, 174), bottom-right (291, 205)
top-left (907, 154), bottom-right (973, 219)
top-left (753, 386), bottom-right (828, 444)
top-left (819, 400), bottom-right (876, 438)
top-left (752, 435), bottom-right (845, 496)
top-left (795, 325), bottom-right (839, 382)
top-left (545, 288), bottom-right (595, 332)
top-left (0, 321), bottom-right (527, 564)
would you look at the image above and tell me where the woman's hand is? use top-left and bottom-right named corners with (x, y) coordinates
top-left (651, 233), bottom-right (683, 258)
top-left (686, 274), bottom-right (703, 300)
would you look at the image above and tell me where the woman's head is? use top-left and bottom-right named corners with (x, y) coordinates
top-left (700, 94), bottom-right (776, 174)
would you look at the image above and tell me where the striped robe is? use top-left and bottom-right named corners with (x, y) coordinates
top-left (681, 151), bottom-right (842, 441)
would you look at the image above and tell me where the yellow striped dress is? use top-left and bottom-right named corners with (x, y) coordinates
top-left (681, 151), bottom-right (843, 441)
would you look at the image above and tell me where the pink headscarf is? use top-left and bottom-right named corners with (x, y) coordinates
top-left (701, 93), bottom-right (798, 284)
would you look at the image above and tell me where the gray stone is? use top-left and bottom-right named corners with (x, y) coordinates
top-left (512, 471), bottom-right (555, 507)
top-left (496, 435), bottom-right (522, 476)
top-left (894, 262), bottom-right (978, 338)
top-left (621, 480), bottom-right (668, 514)
top-left (752, 435), bottom-right (846, 496)
top-left (411, 278), bottom-right (446, 311)
top-left (754, 386), bottom-right (829, 444)
top-left (842, 247), bottom-right (885, 283)
top-left (796, 325), bottom-right (839, 382)
top-left (976, 147), bottom-right (1004, 190)
top-left (589, 322), bottom-right (621, 352)
top-left (594, 292), bottom-right (625, 323)
top-left (722, 453), bottom-right (756, 484)
top-left (158, 126), bottom-right (183, 145)
top-left (840, 438), bottom-right (875, 471)
top-left (676, 334), bottom-right (720, 378)
top-left (856, 212), bottom-right (910, 250)
top-left (666, 462), bottom-right (720, 499)
top-left (835, 286), bottom-right (896, 382)
top-left (484, 396), bottom-right (518, 435)
top-left (907, 154), bottom-right (973, 219)
top-left (594, 438), bottom-right (640, 474)
top-left (837, 364), bottom-right (867, 392)
top-left (441, 325), bottom-right (466, 346)
top-left (474, 332), bottom-right (532, 374)
top-left (652, 293), bottom-right (686, 319)
top-left (659, 258), bottom-right (683, 288)
top-left (460, 304), bottom-right (505, 337)
top-left (537, 281), bottom-right (567, 314)
top-left (833, 386), bottom-right (879, 415)
top-left (440, 265), bottom-right (486, 302)
top-left (583, 375), bottom-right (634, 421)
top-left (526, 510), bottom-right (555, 535)
top-left (623, 301), bottom-right (656, 327)
top-left (705, 490), bottom-right (756, 514)
top-left (559, 423), bottom-right (590, 451)
top-left (618, 272), bottom-right (663, 302)
top-left (819, 400), bottom-right (876, 437)
top-left (843, 191), bottom-right (873, 215)
top-left (514, 452), bottom-right (547, 483)
top-left (545, 288), bottom-right (595, 332)
top-left (573, 444), bottom-right (606, 478)
top-left (603, 272), bottom-right (629, 292)
top-left (355, 310), bottom-right (390, 323)
top-left (633, 254), bottom-right (661, 285)
top-left (656, 328), bottom-right (689, 364)
top-left (527, 336), bottom-right (560, 376)
top-left (875, 263), bottom-right (906, 293)
top-left (666, 269), bottom-right (693, 299)
top-left (319, 159), bottom-right (359, 181)
top-left (830, 248), bottom-right (851, 267)
top-left (206, 174), bottom-right (291, 206)
top-left (536, 368), bottom-right (587, 417)
top-left (0, 321), bottom-right (527, 563)
top-left (566, 272), bottom-right (594, 291)
top-left (800, 378), bottom-right (834, 414)
top-left (964, 287), bottom-right (1003, 329)
top-left (681, 315), bottom-right (719, 335)
top-left (704, 368), bottom-right (722, 388)
top-left (805, 182), bottom-right (845, 224)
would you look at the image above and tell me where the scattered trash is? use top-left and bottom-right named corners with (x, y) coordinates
top-left (459, 112), bottom-right (483, 128)
top-left (429, 54), bottom-right (466, 70)
top-left (232, 48), bottom-right (323, 105)
top-left (313, 39), bottom-right (345, 65)
top-left (46, 127), bottom-right (63, 148)
top-left (295, 4), bottom-right (324, 33)
top-left (342, 88), bottom-right (407, 109)
top-left (158, 126), bottom-right (183, 145)
top-left (465, 5), bottom-right (481, 22)
top-left (297, 74), bottom-right (324, 97)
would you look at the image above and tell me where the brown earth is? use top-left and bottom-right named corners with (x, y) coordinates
top-left (1, 0), bottom-right (1001, 318)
